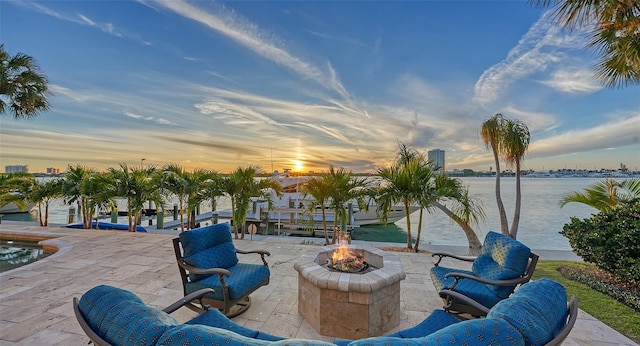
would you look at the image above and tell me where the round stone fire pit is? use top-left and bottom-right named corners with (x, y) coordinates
top-left (294, 245), bottom-right (406, 339)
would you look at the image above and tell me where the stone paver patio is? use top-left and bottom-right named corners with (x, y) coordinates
top-left (0, 222), bottom-right (637, 345)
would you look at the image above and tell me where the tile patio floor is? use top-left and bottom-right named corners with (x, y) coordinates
top-left (0, 222), bottom-right (636, 345)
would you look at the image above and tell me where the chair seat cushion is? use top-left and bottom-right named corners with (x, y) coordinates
top-left (158, 324), bottom-right (272, 346)
top-left (185, 262), bottom-right (271, 301)
top-left (488, 278), bottom-right (568, 346)
top-left (430, 266), bottom-right (503, 308)
top-left (78, 285), bottom-right (179, 346)
top-left (388, 309), bottom-right (462, 338)
top-left (179, 223), bottom-right (239, 281)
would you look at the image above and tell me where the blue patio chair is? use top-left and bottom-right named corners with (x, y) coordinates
top-left (172, 222), bottom-right (271, 317)
top-left (430, 231), bottom-right (539, 316)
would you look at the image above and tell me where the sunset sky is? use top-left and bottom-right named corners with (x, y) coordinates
top-left (1, 0), bottom-right (639, 174)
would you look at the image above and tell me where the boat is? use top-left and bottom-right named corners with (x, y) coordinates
top-left (217, 171), bottom-right (418, 231)
top-left (0, 202), bottom-right (35, 214)
top-left (66, 221), bottom-right (147, 232)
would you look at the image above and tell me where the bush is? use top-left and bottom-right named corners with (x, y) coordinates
top-left (561, 201), bottom-right (640, 284)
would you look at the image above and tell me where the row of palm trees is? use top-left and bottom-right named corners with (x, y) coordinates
top-left (0, 164), bottom-right (283, 236)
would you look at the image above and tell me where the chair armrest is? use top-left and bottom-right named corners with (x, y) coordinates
top-left (177, 260), bottom-right (231, 277)
top-left (444, 271), bottom-right (530, 287)
top-left (162, 288), bottom-right (215, 314)
top-left (438, 289), bottom-right (490, 315)
top-left (431, 252), bottom-right (476, 267)
top-left (236, 248), bottom-right (271, 266)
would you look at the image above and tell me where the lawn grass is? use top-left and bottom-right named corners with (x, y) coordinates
top-left (533, 260), bottom-right (640, 343)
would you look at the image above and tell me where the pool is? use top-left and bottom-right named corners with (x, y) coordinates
top-left (0, 240), bottom-right (50, 273)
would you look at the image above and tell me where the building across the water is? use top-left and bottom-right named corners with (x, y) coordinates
top-left (5, 165), bottom-right (29, 174)
top-left (428, 149), bottom-right (445, 173)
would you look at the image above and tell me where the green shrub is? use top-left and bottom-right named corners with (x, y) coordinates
top-left (561, 201), bottom-right (640, 283)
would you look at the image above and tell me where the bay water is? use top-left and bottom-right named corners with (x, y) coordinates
top-left (2, 177), bottom-right (600, 251)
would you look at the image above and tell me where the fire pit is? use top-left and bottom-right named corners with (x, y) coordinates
top-left (294, 244), bottom-right (406, 339)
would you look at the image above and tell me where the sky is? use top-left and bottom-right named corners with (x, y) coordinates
top-left (1, 0), bottom-right (639, 174)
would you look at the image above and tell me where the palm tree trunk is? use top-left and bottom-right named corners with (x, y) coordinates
top-left (492, 148), bottom-right (509, 235)
top-left (433, 201), bottom-right (483, 255)
top-left (509, 161), bottom-right (522, 239)
top-left (44, 202), bottom-right (49, 227)
top-left (404, 200), bottom-right (412, 249)
top-left (322, 209), bottom-right (330, 245)
top-left (179, 200), bottom-right (185, 232)
top-left (414, 208), bottom-right (424, 252)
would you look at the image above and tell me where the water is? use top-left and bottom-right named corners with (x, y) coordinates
top-left (1, 177), bottom-right (601, 251)
top-left (0, 240), bottom-right (45, 273)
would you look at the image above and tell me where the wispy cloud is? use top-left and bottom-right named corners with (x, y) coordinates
top-left (473, 12), bottom-right (586, 105)
top-left (145, 0), bottom-right (351, 100)
top-left (541, 68), bottom-right (603, 93)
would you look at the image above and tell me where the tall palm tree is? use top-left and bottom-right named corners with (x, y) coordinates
top-left (0, 172), bottom-right (35, 211)
top-left (158, 164), bottom-right (196, 231)
top-left (300, 175), bottom-right (333, 243)
top-left (502, 118), bottom-right (530, 238)
top-left (0, 44), bottom-right (50, 119)
top-left (561, 178), bottom-right (640, 211)
top-left (326, 166), bottom-right (370, 244)
top-left (531, 0), bottom-right (640, 88)
top-left (481, 114), bottom-right (509, 235)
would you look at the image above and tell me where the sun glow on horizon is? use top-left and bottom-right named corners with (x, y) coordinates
top-left (294, 160), bottom-right (304, 172)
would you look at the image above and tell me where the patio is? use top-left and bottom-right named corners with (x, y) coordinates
top-left (0, 222), bottom-right (636, 345)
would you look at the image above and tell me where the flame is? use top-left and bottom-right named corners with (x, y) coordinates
top-left (331, 241), bottom-right (365, 272)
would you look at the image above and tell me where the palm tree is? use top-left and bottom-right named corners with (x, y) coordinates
top-left (0, 44), bottom-right (50, 119)
top-left (561, 178), bottom-right (640, 211)
top-left (29, 178), bottom-right (64, 227)
top-left (375, 144), bottom-right (426, 250)
top-left (431, 174), bottom-right (485, 255)
top-left (158, 164), bottom-right (196, 231)
top-left (300, 175), bottom-right (333, 243)
top-left (502, 118), bottom-right (530, 239)
top-left (481, 114), bottom-right (509, 235)
top-left (103, 164), bottom-right (160, 232)
top-left (61, 165), bottom-right (96, 228)
top-left (0, 172), bottom-right (35, 211)
top-left (184, 168), bottom-right (219, 229)
top-left (222, 166), bottom-right (282, 239)
top-left (531, 0), bottom-right (640, 88)
top-left (326, 166), bottom-right (370, 244)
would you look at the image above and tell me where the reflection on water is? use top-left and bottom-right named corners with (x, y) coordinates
top-left (0, 240), bottom-right (45, 273)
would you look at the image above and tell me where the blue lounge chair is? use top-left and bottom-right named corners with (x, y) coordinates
top-left (430, 231), bottom-right (539, 316)
top-left (172, 222), bottom-right (271, 317)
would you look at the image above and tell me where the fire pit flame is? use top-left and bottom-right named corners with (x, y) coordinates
top-left (327, 242), bottom-right (369, 273)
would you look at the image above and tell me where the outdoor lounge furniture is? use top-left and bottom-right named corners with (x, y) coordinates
top-left (172, 222), bottom-right (271, 317)
top-left (74, 278), bottom-right (577, 346)
top-left (430, 231), bottom-right (539, 316)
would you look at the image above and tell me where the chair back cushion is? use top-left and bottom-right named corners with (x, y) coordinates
top-left (78, 285), bottom-right (179, 346)
top-left (179, 223), bottom-right (239, 281)
top-left (488, 278), bottom-right (568, 346)
top-left (472, 231), bottom-right (531, 298)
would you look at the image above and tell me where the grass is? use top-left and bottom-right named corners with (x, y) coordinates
top-left (533, 261), bottom-right (640, 343)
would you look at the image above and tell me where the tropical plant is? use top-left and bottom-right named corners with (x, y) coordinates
top-left (481, 113), bottom-right (530, 239)
top-left (61, 165), bottom-right (97, 228)
top-left (531, 0), bottom-right (640, 88)
top-left (222, 166), bottom-right (282, 239)
top-left (300, 175), bottom-right (332, 242)
top-left (29, 178), bottom-right (64, 227)
top-left (103, 164), bottom-right (161, 232)
top-left (561, 178), bottom-right (640, 211)
top-left (0, 44), bottom-right (50, 119)
top-left (325, 166), bottom-right (370, 244)
top-left (0, 172), bottom-right (36, 211)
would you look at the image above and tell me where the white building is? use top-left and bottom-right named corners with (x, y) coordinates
top-left (428, 149), bottom-right (445, 173)
top-left (5, 165), bottom-right (29, 173)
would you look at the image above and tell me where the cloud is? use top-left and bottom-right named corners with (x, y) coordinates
top-left (145, 0), bottom-right (351, 100)
top-left (473, 12), bottom-right (587, 105)
top-left (541, 68), bottom-right (603, 93)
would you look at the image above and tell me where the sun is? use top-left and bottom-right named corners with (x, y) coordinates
top-left (294, 160), bottom-right (304, 172)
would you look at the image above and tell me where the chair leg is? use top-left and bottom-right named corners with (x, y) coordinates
top-left (225, 296), bottom-right (252, 318)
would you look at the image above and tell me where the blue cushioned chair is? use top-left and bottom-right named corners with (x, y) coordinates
top-left (430, 231), bottom-right (539, 316)
top-left (172, 222), bottom-right (271, 317)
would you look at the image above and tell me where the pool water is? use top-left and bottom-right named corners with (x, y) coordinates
top-left (0, 240), bottom-right (46, 273)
